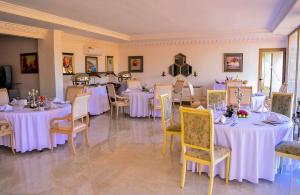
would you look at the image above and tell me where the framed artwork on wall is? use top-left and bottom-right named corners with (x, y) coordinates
top-left (20, 53), bottom-right (38, 73)
top-left (128, 56), bottom-right (143, 72)
top-left (62, 52), bottom-right (74, 75)
top-left (85, 56), bottom-right (98, 73)
top-left (106, 56), bottom-right (114, 72)
top-left (224, 53), bottom-right (243, 72)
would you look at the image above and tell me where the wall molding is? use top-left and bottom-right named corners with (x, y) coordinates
top-left (0, 20), bottom-right (48, 39)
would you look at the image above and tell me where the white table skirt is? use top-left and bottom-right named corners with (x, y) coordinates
top-left (86, 86), bottom-right (110, 115)
top-left (0, 105), bottom-right (71, 153)
top-left (213, 83), bottom-right (226, 90)
top-left (251, 95), bottom-right (266, 110)
top-left (186, 112), bottom-right (293, 183)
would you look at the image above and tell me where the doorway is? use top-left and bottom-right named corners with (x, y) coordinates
top-left (258, 48), bottom-right (286, 97)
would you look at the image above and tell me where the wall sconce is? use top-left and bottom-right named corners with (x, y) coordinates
top-left (193, 72), bottom-right (198, 77)
top-left (161, 71), bottom-right (166, 77)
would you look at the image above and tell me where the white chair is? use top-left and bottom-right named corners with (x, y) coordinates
top-left (149, 84), bottom-right (173, 120)
top-left (172, 79), bottom-right (185, 106)
top-left (127, 80), bottom-right (142, 90)
top-left (66, 86), bottom-right (85, 103)
top-left (0, 88), bottom-right (9, 105)
top-left (50, 93), bottom-right (91, 154)
top-left (187, 82), bottom-right (204, 108)
top-left (107, 84), bottom-right (129, 118)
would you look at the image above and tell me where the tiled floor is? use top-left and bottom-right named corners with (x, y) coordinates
top-left (0, 112), bottom-right (300, 195)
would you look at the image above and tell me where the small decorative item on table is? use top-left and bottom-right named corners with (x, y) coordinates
top-left (225, 105), bottom-right (235, 117)
top-left (27, 89), bottom-right (39, 108)
top-left (234, 87), bottom-right (244, 110)
top-left (38, 95), bottom-right (46, 107)
top-left (237, 109), bottom-right (249, 118)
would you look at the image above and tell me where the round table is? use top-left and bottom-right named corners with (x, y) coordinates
top-left (0, 104), bottom-right (71, 153)
top-left (86, 86), bottom-right (110, 115)
top-left (186, 111), bottom-right (293, 183)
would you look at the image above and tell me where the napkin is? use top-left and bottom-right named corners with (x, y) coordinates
top-left (53, 97), bottom-right (62, 103)
top-left (266, 112), bottom-right (285, 123)
top-left (253, 105), bottom-right (268, 113)
top-left (0, 104), bottom-right (13, 112)
top-left (10, 98), bottom-right (18, 105)
top-left (214, 115), bottom-right (227, 124)
top-left (125, 88), bottom-right (131, 92)
top-left (196, 105), bottom-right (205, 110)
top-left (253, 92), bottom-right (264, 96)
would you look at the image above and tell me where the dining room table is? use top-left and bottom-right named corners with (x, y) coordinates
top-left (186, 110), bottom-right (293, 183)
top-left (86, 85), bottom-right (110, 115)
top-left (0, 103), bottom-right (71, 153)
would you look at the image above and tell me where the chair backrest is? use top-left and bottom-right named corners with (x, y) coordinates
top-left (180, 107), bottom-right (214, 160)
top-left (207, 90), bottom-right (227, 107)
top-left (159, 94), bottom-right (173, 130)
top-left (173, 79), bottom-right (185, 94)
top-left (187, 82), bottom-right (195, 96)
top-left (226, 80), bottom-right (243, 88)
top-left (154, 84), bottom-right (173, 106)
top-left (72, 93), bottom-right (90, 120)
top-left (0, 88), bottom-right (9, 105)
top-left (227, 86), bottom-right (252, 106)
top-left (107, 84), bottom-right (117, 103)
top-left (271, 92), bottom-right (294, 118)
top-left (66, 86), bottom-right (85, 103)
top-left (127, 80), bottom-right (142, 90)
top-left (279, 83), bottom-right (288, 93)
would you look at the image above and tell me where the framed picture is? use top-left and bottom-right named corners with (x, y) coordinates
top-left (85, 56), bottom-right (98, 73)
top-left (224, 53), bottom-right (243, 72)
top-left (62, 53), bottom-right (74, 75)
top-left (128, 56), bottom-right (143, 72)
top-left (106, 56), bottom-right (114, 72)
top-left (20, 53), bottom-right (38, 73)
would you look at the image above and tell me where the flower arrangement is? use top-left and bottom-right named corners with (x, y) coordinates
top-left (38, 96), bottom-right (46, 107)
top-left (225, 105), bottom-right (235, 117)
top-left (237, 109), bottom-right (249, 118)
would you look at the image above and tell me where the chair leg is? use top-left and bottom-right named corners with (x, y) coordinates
top-left (180, 157), bottom-right (187, 188)
top-left (170, 135), bottom-right (174, 151)
top-left (226, 154), bottom-right (231, 184)
top-left (116, 106), bottom-right (119, 118)
top-left (110, 106), bottom-right (113, 116)
top-left (68, 134), bottom-right (76, 154)
top-left (10, 133), bottom-right (15, 155)
top-left (198, 163), bottom-right (202, 176)
top-left (162, 132), bottom-right (167, 155)
top-left (279, 156), bottom-right (283, 174)
top-left (208, 165), bottom-right (214, 195)
top-left (84, 129), bottom-right (90, 147)
top-left (50, 131), bottom-right (54, 152)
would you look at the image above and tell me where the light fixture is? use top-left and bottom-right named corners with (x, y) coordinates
top-left (193, 72), bottom-right (198, 77)
top-left (161, 71), bottom-right (166, 77)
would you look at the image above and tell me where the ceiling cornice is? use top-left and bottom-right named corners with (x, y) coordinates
top-left (0, 20), bottom-right (48, 39)
top-left (0, 1), bottom-right (130, 41)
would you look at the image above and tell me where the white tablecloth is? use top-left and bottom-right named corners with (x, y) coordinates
top-left (251, 94), bottom-right (266, 110)
top-left (213, 83), bottom-right (226, 90)
top-left (0, 104), bottom-right (71, 153)
top-left (122, 90), bottom-right (160, 117)
top-left (86, 86), bottom-right (110, 115)
top-left (186, 112), bottom-right (293, 183)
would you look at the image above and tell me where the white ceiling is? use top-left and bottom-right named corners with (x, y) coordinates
top-left (0, 0), bottom-right (299, 41)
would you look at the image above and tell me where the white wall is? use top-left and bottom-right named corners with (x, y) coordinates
top-left (0, 35), bottom-right (39, 98)
top-left (119, 39), bottom-right (287, 93)
top-left (61, 33), bottom-right (119, 90)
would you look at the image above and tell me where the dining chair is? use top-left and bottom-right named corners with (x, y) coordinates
top-left (271, 92), bottom-right (294, 118)
top-left (187, 82), bottom-right (205, 108)
top-left (50, 93), bottom-right (90, 154)
top-left (127, 80), bottom-right (142, 90)
top-left (66, 86), bottom-right (85, 103)
top-left (107, 83), bottom-right (129, 118)
top-left (159, 94), bottom-right (181, 155)
top-left (227, 86), bottom-right (252, 107)
top-left (275, 141), bottom-right (300, 174)
top-left (0, 88), bottom-right (9, 105)
top-left (172, 79), bottom-right (185, 106)
top-left (180, 107), bottom-right (231, 195)
top-left (0, 119), bottom-right (15, 155)
top-left (207, 90), bottom-right (227, 108)
top-left (149, 84), bottom-right (173, 120)
top-left (226, 80), bottom-right (243, 88)
top-left (279, 83), bottom-right (288, 93)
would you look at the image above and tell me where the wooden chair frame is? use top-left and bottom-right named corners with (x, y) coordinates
top-left (0, 120), bottom-right (15, 155)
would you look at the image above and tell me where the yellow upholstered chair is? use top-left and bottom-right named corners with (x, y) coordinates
top-left (0, 119), bottom-right (15, 155)
top-left (227, 86), bottom-right (252, 107)
top-left (66, 86), bottom-right (85, 103)
top-left (149, 84), bottom-right (173, 119)
top-left (159, 94), bottom-right (181, 155)
top-left (187, 82), bottom-right (205, 108)
top-left (276, 141), bottom-right (300, 174)
top-left (207, 90), bottom-right (227, 108)
top-left (50, 93), bottom-right (90, 154)
top-left (271, 92), bottom-right (294, 118)
top-left (107, 84), bottom-right (129, 118)
top-left (172, 79), bottom-right (185, 106)
top-left (226, 80), bottom-right (243, 88)
top-left (0, 88), bottom-right (9, 105)
top-left (180, 107), bottom-right (231, 195)
top-left (127, 80), bottom-right (142, 90)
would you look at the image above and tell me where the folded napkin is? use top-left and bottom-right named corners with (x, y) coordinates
top-left (214, 115), bottom-right (227, 124)
top-left (0, 104), bottom-right (13, 112)
top-left (10, 98), bottom-right (18, 105)
top-left (47, 102), bottom-right (59, 109)
top-left (253, 92), bottom-right (264, 96)
top-left (196, 105), bottom-right (205, 110)
top-left (253, 105), bottom-right (268, 113)
top-left (53, 97), bottom-right (62, 103)
top-left (266, 112), bottom-right (285, 123)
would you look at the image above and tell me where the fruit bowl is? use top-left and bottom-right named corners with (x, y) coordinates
top-left (237, 109), bottom-right (249, 118)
